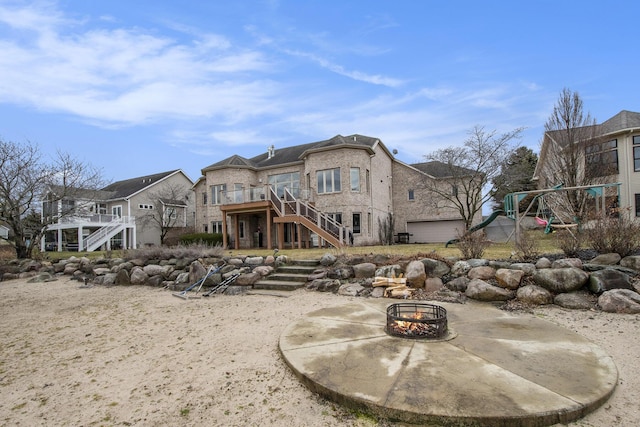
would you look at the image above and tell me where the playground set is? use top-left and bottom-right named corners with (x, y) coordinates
top-left (446, 182), bottom-right (621, 246)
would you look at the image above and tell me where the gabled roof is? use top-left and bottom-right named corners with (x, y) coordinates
top-left (410, 161), bottom-right (475, 178)
top-left (599, 110), bottom-right (640, 135)
top-left (101, 170), bottom-right (189, 200)
top-left (202, 134), bottom-right (380, 173)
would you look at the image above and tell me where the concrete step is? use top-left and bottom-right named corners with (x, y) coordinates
top-left (252, 279), bottom-right (306, 291)
top-left (253, 259), bottom-right (320, 292)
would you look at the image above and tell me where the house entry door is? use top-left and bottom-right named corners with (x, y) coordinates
top-left (112, 206), bottom-right (122, 218)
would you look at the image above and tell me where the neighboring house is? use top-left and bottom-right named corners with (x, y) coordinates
top-left (43, 170), bottom-right (194, 251)
top-left (193, 134), bottom-right (470, 250)
top-left (0, 224), bottom-right (9, 240)
top-left (535, 110), bottom-right (640, 218)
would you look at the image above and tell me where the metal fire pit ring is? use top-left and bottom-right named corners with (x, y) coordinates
top-left (386, 302), bottom-right (448, 340)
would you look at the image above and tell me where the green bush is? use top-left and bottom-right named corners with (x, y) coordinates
top-left (179, 233), bottom-right (224, 246)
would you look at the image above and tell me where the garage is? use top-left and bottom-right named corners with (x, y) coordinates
top-left (406, 220), bottom-right (465, 243)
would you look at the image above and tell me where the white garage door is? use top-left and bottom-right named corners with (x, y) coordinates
top-left (406, 220), bottom-right (465, 243)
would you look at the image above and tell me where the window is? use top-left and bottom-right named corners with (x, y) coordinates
top-left (268, 172), bottom-right (300, 197)
top-left (138, 204), bottom-right (154, 210)
top-left (211, 184), bottom-right (226, 205)
top-left (211, 221), bottom-right (223, 233)
top-left (165, 207), bottom-right (177, 219)
top-left (239, 221), bottom-right (246, 238)
top-left (331, 212), bottom-right (342, 222)
top-left (452, 185), bottom-right (458, 197)
top-left (634, 136), bottom-right (640, 172)
top-left (317, 168), bottom-right (341, 194)
top-left (366, 169), bottom-right (370, 193)
top-left (234, 183), bottom-right (243, 203)
top-left (350, 168), bottom-right (360, 192)
top-left (408, 189), bottom-right (415, 201)
top-left (352, 213), bottom-right (361, 233)
top-left (586, 139), bottom-right (618, 176)
top-left (202, 192), bottom-right (207, 205)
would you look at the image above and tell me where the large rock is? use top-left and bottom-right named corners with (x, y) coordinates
top-left (465, 279), bottom-right (514, 301)
top-left (424, 277), bottom-right (444, 293)
top-left (327, 266), bottom-right (354, 280)
top-left (188, 261), bottom-right (207, 285)
top-left (552, 258), bottom-right (583, 269)
top-left (320, 253), bottom-right (337, 266)
top-left (353, 263), bottom-right (376, 278)
top-left (509, 263), bottom-right (536, 276)
top-left (235, 272), bottom-right (261, 286)
top-left (535, 257), bottom-right (552, 269)
top-left (421, 258), bottom-right (450, 278)
top-left (468, 266), bottom-right (495, 280)
top-left (620, 255), bottom-right (640, 271)
top-left (588, 269), bottom-right (634, 294)
top-left (375, 265), bottom-right (403, 278)
top-left (115, 269), bottom-right (130, 285)
top-left (130, 267), bottom-right (149, 285)
top-left (589, 253), bottom-right (622, 265)
top-left (532, 268), bottom-right (589, 293)
top-left (445, 276), bottom-right (470, 292)
top-left (306, 279), bottom-right (340, 293)
top-left (598, 289), bottom-right (640, 313)
top-left (143, 264), bottom-right (171, 278)
top-left (495, 269), bottom-right (524, 290)
top-left (405, 260), bottom-right (426, 288)
top-left (450, 260), bottom-right (471, 277)
top-left (554, 291), bottom-right (595, 310)
top-left (516, 285), bottom-right (553, 305)
top-left (337, 283), bottom-right (365, 297)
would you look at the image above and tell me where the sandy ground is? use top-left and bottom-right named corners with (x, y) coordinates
top-left (0, 276), bottom-right (638, 427)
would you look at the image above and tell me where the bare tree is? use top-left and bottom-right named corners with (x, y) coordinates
top-left (540, 88), bottom-right (609, 221)
top-left (138, 182), bottom-right (191, 245)
top-left (0, 139), bottom-right (107, 258)
top-left (423, 125), bottom-right (524, 230)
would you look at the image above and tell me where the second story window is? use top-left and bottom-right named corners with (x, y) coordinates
top-left (202, 192), bottom-right (207, 205)
top-left (317, 168), bottom-right (341, 194)
top-left (350, 167), bottom-right (360, 192)
top-left (587, 139), bottom-right (618, 176)
top-left (633, 136), bottom-right (640, 172)
top-left (408, 189), bottom-right (415, 201)
top-left (211, 184), bottom-right (226, 205)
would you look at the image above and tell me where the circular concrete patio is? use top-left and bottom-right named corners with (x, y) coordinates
top-left (279, 300), bottom-right (618, 427)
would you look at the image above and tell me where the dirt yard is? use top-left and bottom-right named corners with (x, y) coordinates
top-left (0, 276), bottom-right (638, 426)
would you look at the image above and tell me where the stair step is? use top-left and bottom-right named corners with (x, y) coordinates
top-left (267, 272), bottom-right (309, 282)
top-left (276, 265), bottom-right (317, 275)
top-left (253, 280), bottom-right (306, 291)
top-left (291, 259), bottom-right (321, 267)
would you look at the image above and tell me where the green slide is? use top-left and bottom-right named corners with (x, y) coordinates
top-left (445, 210), bottom-right (504, 247)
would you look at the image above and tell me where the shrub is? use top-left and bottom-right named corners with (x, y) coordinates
top-left (456, 230), bottom-right (491, 259)
top-left (555, 229), bottom-right (582, 257)
top-left (179, 233), bottom-right (224, 246)
top-left (583, 210), bottom-right (640, 257)
top-left (514, 230), bottom-right (540, 261)
top-left (124, 244), bottom-right (224, 262)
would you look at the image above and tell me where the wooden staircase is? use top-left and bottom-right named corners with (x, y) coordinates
top-left (269, 187), bottom-right (347, 249)
top-left (253, 259), bottom-right (320, 291)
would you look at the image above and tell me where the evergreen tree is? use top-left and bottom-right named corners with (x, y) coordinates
top-left (491, 146), bottom-right (538, 211)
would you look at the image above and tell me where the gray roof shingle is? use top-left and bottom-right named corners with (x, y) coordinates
top-left (202, 134), bottom-right (379, 172)
top-left (101, 170), bottom-right (181, 199)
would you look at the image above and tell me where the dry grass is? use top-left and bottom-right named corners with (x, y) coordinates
top-left (36, 230), bottom-right (563, 263)
top-left (228, 230), bottom-right (563, 261)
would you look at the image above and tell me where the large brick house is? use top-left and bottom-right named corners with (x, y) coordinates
top-left (193, 134), bottom-right (472, 250)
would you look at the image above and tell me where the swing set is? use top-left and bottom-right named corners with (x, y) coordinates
top-left (504, 182), bottom-right (621, 243)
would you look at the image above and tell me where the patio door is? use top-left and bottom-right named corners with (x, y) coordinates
top-left (112, 206), bottom-right (122, 218)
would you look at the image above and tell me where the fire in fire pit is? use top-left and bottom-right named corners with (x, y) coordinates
top-left (386, 303), bottom-right (447, 339)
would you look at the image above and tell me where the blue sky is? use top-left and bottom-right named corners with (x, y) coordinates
top-left (1, 0), bottom-right (638, 185)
